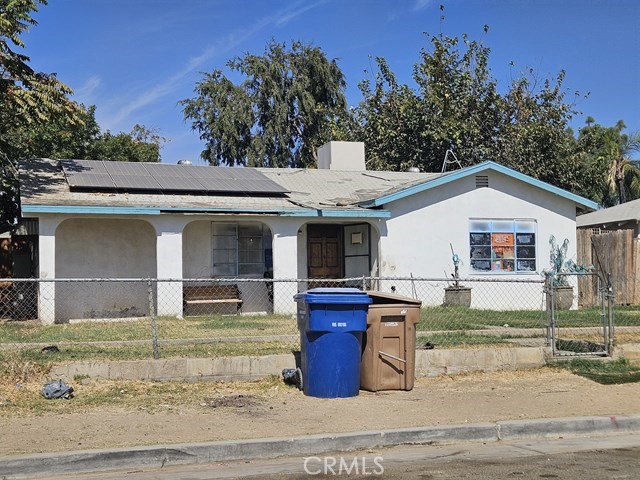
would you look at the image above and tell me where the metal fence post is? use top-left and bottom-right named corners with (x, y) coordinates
top-left (148, 278), bottom-right (159, 360)
top-left (544, 273), bottom-right (553, 348)
top-left (606, 273), bottom-right (615, 354)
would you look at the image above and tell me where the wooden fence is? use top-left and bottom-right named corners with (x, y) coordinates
top-left (577, 228), bottom-right (639, 306)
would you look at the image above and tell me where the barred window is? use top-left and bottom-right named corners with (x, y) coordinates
top-left (469, 219), bottom-right (537, 273)
top-left (212, 222), bottom-right (271, 277)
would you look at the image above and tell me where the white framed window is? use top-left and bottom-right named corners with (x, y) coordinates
top-left (469, 219), bottom-right (537, 273)
top-left (212, 222), bottom-right (270, 277)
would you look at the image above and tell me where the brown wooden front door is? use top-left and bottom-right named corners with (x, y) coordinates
top-left (307, 224), bottom-right (343, 279)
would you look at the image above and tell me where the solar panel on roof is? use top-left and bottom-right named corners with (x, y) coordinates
top-left (183, 165), bottom-right (289, 194)
top-left (144, 163), bottom-right (207, 191)
top-left (60, 159), bottom-right (289, 195)
top-left (61, 159), bottom-right (115, 189)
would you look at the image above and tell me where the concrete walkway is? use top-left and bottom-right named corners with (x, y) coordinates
top-left (2, 415), bottom-right (639, 478)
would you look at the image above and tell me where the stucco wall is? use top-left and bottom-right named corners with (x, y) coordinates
top-left (182, 219), bottom-right (275, 314)
top-left (54, 218), bottom-right (156, 321)
top-left (379, 171), bottom-right (578, 309)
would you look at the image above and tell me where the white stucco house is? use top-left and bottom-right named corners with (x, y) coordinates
top-left (19, 142), bottom-right (597, 323)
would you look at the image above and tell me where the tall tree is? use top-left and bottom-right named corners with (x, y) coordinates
top-left (7, 103), bottom-right (166, 162)
top-left (576, 120), bottom-right (640, 206)
top-left (352, 57), bottom-right (427, 171)
top-left (1, 0), bottom-right (83, 232)
top-left (181, 40), bottom-right (348, 168)
top-left (492, 70), bottom-right (579, 188)
top-left (352, 19), bottom-right (501, 172)
top-left (348, 19), bottom-right (588, 197)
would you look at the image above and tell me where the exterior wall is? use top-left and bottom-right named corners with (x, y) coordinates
top-left (183, 221), bottom-right (213, 278)
top-left (55, 218), bottom-right (156, 321)
top-left (31, 168), bottom-right (581, 320)
top-left (182, 219), bottom-right (275, 314)
top-left (379, 171), bottom-right (578, 309)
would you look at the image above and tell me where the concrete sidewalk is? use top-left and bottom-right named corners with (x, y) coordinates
top-left (2, 415), bottom-right (640, 478)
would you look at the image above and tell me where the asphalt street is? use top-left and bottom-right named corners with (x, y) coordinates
top-left (45, 434), bottom-right (640, 480)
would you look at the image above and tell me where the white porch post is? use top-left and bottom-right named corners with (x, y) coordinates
top-left (37, 216), bottom-right (62, 324)
top-left (269, 220), bottom-right (301, 315)
top-left (154, 219), bottom-right (186, 318)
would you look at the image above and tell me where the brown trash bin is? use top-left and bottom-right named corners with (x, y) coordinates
top-left (360, 291), bottom-right (422, 392)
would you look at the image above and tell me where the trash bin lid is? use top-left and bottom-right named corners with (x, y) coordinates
top-left (294, 288), bottom-right (372, 304)
top-left (366, 291), bottom-right (422, 306)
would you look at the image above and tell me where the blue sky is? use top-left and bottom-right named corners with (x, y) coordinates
top-left (24, 0), bottom-right (640, 165)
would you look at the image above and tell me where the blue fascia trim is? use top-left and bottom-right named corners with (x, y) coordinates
top-left (280, 209), bottom-right (390, 218)
top-left (22, 205), bottom-right (161, 215)
top-left (22, 204), bottom-right (390, 219)
top-left (358, 161), bottom-right (599, 210)
top-left (168, 207), bottom-right (390, 218)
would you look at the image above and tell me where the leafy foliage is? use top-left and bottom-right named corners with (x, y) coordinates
top-left (1, 1), bottom-right (165, 233)
top-left (89, 123), bottom-right (166, 163)
top-left (574, 120), bottom-right (640, 206)
top-left (181, 40), bottom-right (348, 167)
top-left (1, 0), bottom-right (83, 232)
top-left (351, 26), bottom-right (583, 184)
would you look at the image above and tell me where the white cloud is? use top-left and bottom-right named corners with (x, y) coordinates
top-left (102, 2), bottom-right (325, 130)
top-left (414, 0), bottom-right (432, 11)
top-left (73, 75), bottom-right (101, 104)
top-left (276, 0), bottom-right (328, 26)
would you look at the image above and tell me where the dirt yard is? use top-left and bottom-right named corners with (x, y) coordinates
top-left (1, 368), bottom-right (639, 456)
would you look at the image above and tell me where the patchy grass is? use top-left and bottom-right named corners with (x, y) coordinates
top-left (554, 358), bottom-right (640, 385)
top-left (0, 341), bottom-right (294, 365)
top-left (417, 332), bottom-right (515, 348)
top-left (0, 315), bottom-right (297, 343)
top-left (1, 305), bottom-right (637, 362)
top-left (0, 350), bottom-right (51, 384)
top-left (0, 375), bottom-right (287, 416)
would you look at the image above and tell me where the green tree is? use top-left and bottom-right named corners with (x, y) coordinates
top-left (352, 57), bottom-right (427, 171)
top-left (491, 70), bottom-right (580, 189)
top-left (181, 40), bottom-right (348, 168)
top-left (4, 104), bottom-right (100, 161)
top-left (352, 22), bottom-right (502, 172)
top-left (1, 0), bottom-right (83, 232)
top-left (412, 28), bottom-right (501, 171)
top-left (576, 120), bottom-right (640, 206)
top-left (348, 20), bottom-right (590, 198)
top-left (4, 102), bottom-right (165, 163)
top-left (88, 124), bottom-right (165, 163)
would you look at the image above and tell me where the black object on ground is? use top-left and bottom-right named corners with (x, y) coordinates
top-left (282, 367), bottom-right (303, 390)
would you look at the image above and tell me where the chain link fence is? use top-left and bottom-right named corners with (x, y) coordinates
top-left (1, 276), bottom-right (638, 362)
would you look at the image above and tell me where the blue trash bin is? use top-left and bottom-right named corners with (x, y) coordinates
top-left (294, 288), bottom-right (371, 398)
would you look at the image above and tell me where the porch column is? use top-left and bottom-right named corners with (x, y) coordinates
top-left (37, 216), bottom-right (62, 324)
top-left (154, 219), bottom-right (187, 318)
top-left (269, 220), bottom-right (301, 315)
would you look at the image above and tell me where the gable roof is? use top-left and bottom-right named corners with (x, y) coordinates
top-left (356, 161), bottom-right (598, 210)
top-left (576, 197), bottom-right (640, 228)
top-left (19, 158), bottom-right (597, 218)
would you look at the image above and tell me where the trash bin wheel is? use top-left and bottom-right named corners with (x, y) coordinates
top-left (295, 367), bottom-right (303, 391)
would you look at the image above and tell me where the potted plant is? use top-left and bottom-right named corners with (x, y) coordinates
top-left (443, 244), bottom-right (472, 307)
top-left (547, 235), bottom-right (575, 310)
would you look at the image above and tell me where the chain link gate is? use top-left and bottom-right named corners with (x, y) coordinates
top-left (545, 272), bottom-right (614, 357)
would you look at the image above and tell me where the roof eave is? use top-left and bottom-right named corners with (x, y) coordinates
top-left (21, 204), bottom-right (390, 219)
top-left (357, 161), bottom-right (599, 211)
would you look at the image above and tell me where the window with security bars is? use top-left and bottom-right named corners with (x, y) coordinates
top-left (212, 222), bottom-right (270, 277)
top-left (469, 219), bottom-right (537, 273)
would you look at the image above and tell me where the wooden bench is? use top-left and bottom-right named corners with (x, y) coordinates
top-left (183, 284), bottom-right (242, 316)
